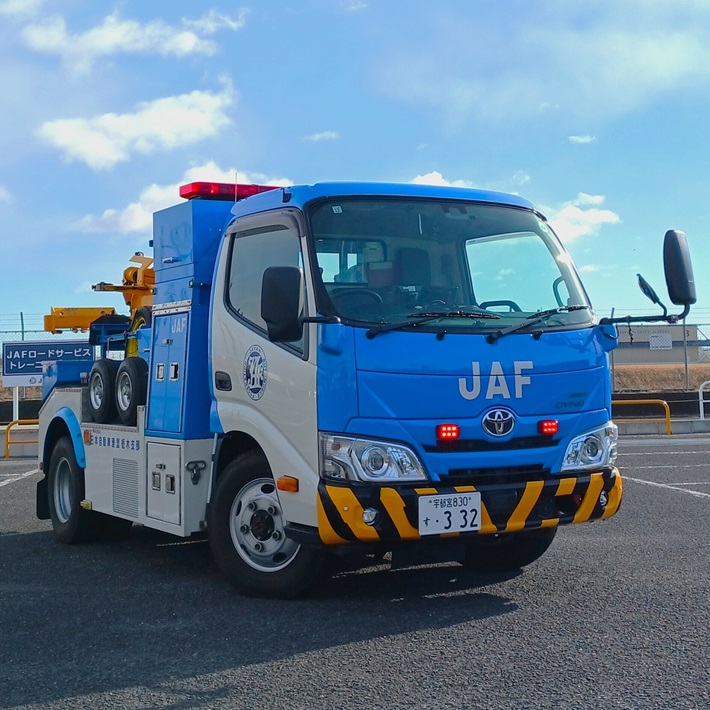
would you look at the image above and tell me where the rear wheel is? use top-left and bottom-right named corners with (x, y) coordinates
top-left (460, 527), bottom-right (557, 572)
top-left (47, 436), bottom-right (97, 543)
top-left (88, 358), bottom-right (119, 423)
top-left (208, 451), bottom-right (326, 598)
top-left (115, 357), bottom-right (148, 426)
top-left (126, 306), bottom-right (152, 358)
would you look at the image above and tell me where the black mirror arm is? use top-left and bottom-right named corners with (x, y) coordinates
top-left (599, 304), bottom-right (690, 326)
top-left (301, 314), bottom-right (342, 325)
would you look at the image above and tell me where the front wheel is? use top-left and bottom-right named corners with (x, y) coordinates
top-left (460, 527), bottom-right (557, 572)
top-left (47, 436), bottom-right (98, 543)
top-left (208, 451), bottom-right (326, 598)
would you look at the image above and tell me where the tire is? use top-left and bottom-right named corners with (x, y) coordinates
top-left (460, 527), bottom-right (557, 573)
top-left (47, 436), bottom-right (97, 544)
top-left (88, 358), bottom-right (119, 424)
top-left (115, 357), bottom-right (148, 426)
top-left (208, 451), bottom-right (326, 598)
top-left (126, 306), bottom-right (152, 358)
top-left (132, 306), bottom-right (153, 329)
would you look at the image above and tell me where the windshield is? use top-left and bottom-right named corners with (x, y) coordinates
top-left (308, 197), bottom-right (593, 333)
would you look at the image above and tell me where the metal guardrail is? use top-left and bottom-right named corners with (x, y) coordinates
top-left (699, 381), bottom-right (710, 420)
top-left (612, 399), bottom-right (672, 435)
top-left (4, 419), bottom-right (39, 458)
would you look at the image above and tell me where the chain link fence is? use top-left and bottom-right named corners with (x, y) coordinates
top-left (2, 314), bottom-right (710, 403)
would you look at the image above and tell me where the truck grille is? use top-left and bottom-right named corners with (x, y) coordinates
top-left (440, 465), bottom-right (551, 488)
top-left (424, 436), bottom-right (556, 453)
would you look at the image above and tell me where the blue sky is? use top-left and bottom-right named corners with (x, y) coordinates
top-left (1, 0), bottom-right (709, 334)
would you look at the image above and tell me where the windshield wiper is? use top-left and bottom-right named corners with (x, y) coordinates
top-left (486, 305), bottom-right (591, 343)
top-left (366, 310), bottom-right (500, 339)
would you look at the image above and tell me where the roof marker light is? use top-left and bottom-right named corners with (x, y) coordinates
top-left (538, 420), bottom-right (559, 435)
top-left (437, 423), bottom-right (460, 441)
top-left (179, 182), bottom-right (279, 201)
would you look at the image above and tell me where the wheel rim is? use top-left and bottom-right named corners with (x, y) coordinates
top-left (229, 478), bottom-right (299, 572)
top-left (53, 457), bottom-right (73, 524)
top-left (89, 374), bottom-right (104, 410)
top-left (116, 371), bottom-right (132, 412)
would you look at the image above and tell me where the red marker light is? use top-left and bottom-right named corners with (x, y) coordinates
top-left (538, 420), bottom-right (559, 435)
top-left (437, 423), bottom-right (460, 440)
top-left (179, 182), bottom-right (279, 201)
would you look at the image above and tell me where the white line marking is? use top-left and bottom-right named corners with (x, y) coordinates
top-left (618, 451), bottom-right (710, 457)
top-left (0, 470), bottom-right (39, 488)
top-left (624, 476), bottom-right (710, 498)
top-left (626, 464), bottom-right (710, 469)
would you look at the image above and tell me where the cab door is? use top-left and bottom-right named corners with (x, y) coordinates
top-left (210, 210), bottom-right (319, 527)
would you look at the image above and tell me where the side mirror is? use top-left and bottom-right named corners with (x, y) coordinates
top-left (261, 266), bottom-right (304, 343)
top-left (600, 229), bottom-right (695, 326)
top-left (663, 229), bottom-right (696, 306)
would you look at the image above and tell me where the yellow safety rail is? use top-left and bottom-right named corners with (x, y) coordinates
top-left (4, 419), bottom-right (39, 458)
top-left (612, 399), bottom-right (672, 435)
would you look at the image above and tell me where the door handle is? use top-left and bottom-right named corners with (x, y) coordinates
top-left (215, 371), bottom-right (232, 391)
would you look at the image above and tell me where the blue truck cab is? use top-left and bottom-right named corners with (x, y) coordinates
top-left (37, 180), bottom-right (696, 598)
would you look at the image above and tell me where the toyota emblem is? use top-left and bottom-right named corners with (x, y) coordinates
top-left (482, 408), bottom-right (515, 437)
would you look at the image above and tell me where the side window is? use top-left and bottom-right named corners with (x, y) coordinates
top-left (227, 224), bottom-right (305, 351)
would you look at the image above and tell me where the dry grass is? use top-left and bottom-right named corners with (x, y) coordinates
top-left (3, 364), bottom-right (710, 401)
top-left (0, 377), bottom-right (41, 401)
top-left (612, 363), bottom-right (710, 393)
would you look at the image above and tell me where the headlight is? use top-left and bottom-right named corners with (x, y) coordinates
top-left (561, 422), bottom-right (618, 471)
top-left (320, 433), bottom-right (428, 483)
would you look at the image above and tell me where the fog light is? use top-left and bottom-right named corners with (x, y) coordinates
top-left (599, 491), bottom-right (608, 508)
top-left (362, 507), bottom-right (378, 526)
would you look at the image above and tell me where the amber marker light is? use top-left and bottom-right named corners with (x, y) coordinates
top-left (276, 476), bottom-right (299, 492)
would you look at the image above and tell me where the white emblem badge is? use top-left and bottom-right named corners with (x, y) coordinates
top-left (243, 345), bottom-right (267, 401)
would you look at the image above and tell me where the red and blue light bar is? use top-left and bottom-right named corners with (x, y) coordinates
top-left (179, 182), bottom-right (279, 201)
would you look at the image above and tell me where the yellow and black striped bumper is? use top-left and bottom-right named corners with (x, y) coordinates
top-left (317, 468), bottom-right (622, 545)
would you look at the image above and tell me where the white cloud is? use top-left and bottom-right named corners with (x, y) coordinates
top-left (0, 185), bottom-right (11, 203)
top-left (37, 84), bottom-right (235, 170)
top-left (410, 171), bottom-right (476, 188)
top-left (183, 8), bottom-right (249, 34)
top-left (74, 162), bottom-right (293, 235)
top-left (580, 264), bottom-right (600, 272)
top-left (341, 1), bottom-right (368, 11)
top-left (511, 170), bottom-right (530, 186)
top-left (574, 193), bottom-right (605, 206)
top-left (303, 131), bottom-right (340, 142)
top-left (545, 193), bottom-right (621, 243)
top-left (379, 5), bottom-right (710, 126)
top-left (0, 0), bottom-right (44, 18)
top-left (21, 9), bottom-right (247, 73)
top-left (569, 135), bottom-right (596, 144)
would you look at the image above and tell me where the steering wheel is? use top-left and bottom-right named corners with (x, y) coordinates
top-left (329, 288), bottom-right (383, 313)
top-left (479, 300), bottom-right (522, 312)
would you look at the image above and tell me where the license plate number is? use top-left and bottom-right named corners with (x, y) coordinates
top-left (418, 492), bottom-right (482, 535)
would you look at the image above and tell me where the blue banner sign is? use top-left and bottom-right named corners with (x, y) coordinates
top-left (2, 340), bottom-right (93, 387)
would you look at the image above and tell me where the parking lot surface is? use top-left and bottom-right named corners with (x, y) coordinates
top-left (1, 437), bottom-right (709, 709)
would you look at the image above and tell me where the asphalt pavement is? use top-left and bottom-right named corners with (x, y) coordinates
top-left (1, 438), bottom-right (709, 709)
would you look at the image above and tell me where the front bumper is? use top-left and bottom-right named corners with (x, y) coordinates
top-left (316, 467), bottom-right (622, 545)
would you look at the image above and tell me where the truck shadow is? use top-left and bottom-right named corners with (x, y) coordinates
top-left (1, 526), bottom-right (521, 707)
